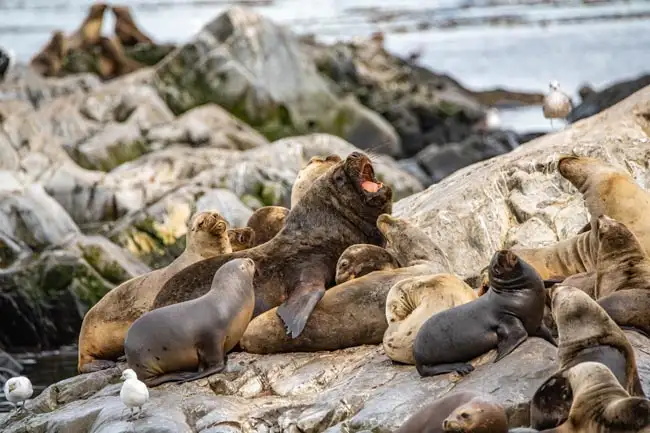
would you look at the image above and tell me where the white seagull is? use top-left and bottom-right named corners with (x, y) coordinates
top-left (120, 369), bottom-right (149, 420)
top-left (543, 80), bottom-right (573, 127)
top-left (3, 376), bottom-right (33, 411)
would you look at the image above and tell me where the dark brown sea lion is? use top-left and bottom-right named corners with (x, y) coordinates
top-left (125, 258), bottom-right (255, 387)
top-left (246, 206), bottom-right (289, 246)
top-left (534, 362), bottom-right (650, 433)
top-left (67, 3), bottom-right (108, 51)
top-left (228, 227), bottom-right (256, 252)
top-left (111, 5), bottom-right (154, 47)
top-left (335, 243), bottom-right (399, 284)
top-left (291, 155), bottom-right (342, 207)
top-left (96, 36), bottom-right (144, 80)
top-left (153, 152), bottom-right (392, 339)
top-left (530, 285), bottom-right (644, 429)
top-left (29, 31), bottom-right (67, 77)
top-left (77, 211), bottom-right (232, 373)
top-left (395, 391), bottom-right (508, 433)
top-left (413, 250), bottom-right (556, 377)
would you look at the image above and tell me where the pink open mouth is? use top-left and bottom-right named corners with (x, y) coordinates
top-left (360, 162), bottom-right (383, 193)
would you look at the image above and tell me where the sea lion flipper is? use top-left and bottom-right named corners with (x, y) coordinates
top-left (415, 362), bottom-right (474, 377)
top-left (494, 315), bottom-right (528, 362)
top-left (79, 359), bottom-right (117, 373)
top-left (276, 283), bottom-right (326, 338)
top-left (532, 323), bottom-right (558, 347)
top-left (543, 278), bottom-right (565, 288)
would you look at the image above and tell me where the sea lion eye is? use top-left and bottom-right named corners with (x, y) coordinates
top-left (339, 259), bottom-right (349, 269)
top-left (460, 412), bottom-right (470, 419)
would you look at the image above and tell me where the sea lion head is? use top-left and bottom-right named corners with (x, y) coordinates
top-left (228, 227), bottom-right (256, 252)
top-left (187, 210), bottom-right (232, 256)
top-left (246, 206), bottom-right (289, 245)
top-left (291, 155), bottom-right (342, 207)
top-left (550, 285), bottom-right (613, 343)
top-left (212, 258), bottom-right (256, 289)
top-left (110, 5), bottom-right (131, 19)
top-left (339, 151), bottom-right (391, 205)
top-left (89, 3), bottom-right (108, 18)
top-left (335, 244), bottom-right (396, 284)
top-left (442, 399), bottom-right (508, 433)
top-left (595, 214), bottom-right (640, 253)
top-left (488, 250), bottom-right (541, 292)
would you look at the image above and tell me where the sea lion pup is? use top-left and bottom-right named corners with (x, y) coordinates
top-left (29, 31), bottom-right (67, 77)
top-left (77, 211), bottom-right (232, 373)
top-left (383, 274), bottom-right (477, 365)
top-left (535, 362), bottom-right (650, 433)
top-left (111, 5), bottom-right (154, 47)
top-left (246, 206), bottom-right (290, 246)
top-left (228, 227), bottom-right (256, 252)
top-left (530, 285), bottom-right (644, 429)
top-left (153, 152), bottom-right (392, 339)
top-left (376, 213), bottom-right (451, 271)
top-left (125, 258), bottom-right (255, 387)
top-left (96, 36), bottom-right (144, 80)
top-left (395, 392), bottom-right (508, 433)
top-left (413, 250), bottom-right (555, 377)
top-left (291, 155), bottom-right (342, 207)
top-left (66, 3), bottom-right (108, 51)
top-left (335, 244), bottom-right (399, 284)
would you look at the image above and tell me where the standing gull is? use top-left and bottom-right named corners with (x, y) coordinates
top-left (543, 80), bottom-right (573, 127)
top-left (3, 376), bottom-right (33, 412)
top-left (120, 368), bottom-right (149, 420)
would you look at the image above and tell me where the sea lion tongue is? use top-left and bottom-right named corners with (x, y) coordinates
top-left (360, 163), bottom-right (382, 192)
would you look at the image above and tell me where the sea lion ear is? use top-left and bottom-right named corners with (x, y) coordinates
top-left (333, 168), bottom-right (347, 188)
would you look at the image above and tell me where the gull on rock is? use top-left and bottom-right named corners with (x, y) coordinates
top-left (120, 368), bottom-right (149, 420)
top-left (3, 376), bottom-right (33, 411)
top-left (543, 80), bottom-right (573, 127)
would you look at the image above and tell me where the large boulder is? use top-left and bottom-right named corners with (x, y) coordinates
top-left (153, 6), bottom-right (402, 157)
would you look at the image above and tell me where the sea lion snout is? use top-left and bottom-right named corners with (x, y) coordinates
top-left (442, 417), bottom-right (464, 432)
top-left (239, 258), bottom-right (256, 275)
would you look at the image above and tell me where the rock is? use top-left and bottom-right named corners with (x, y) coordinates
top-left (154, 6), bottom-right (401, 157)
top-left (568, 73), bottom-right (650, 123)
top-left (69, 123), bottom-right (148, 172)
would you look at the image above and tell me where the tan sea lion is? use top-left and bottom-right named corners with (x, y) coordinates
top-left (383, 274), bottom-right (477, 365)
top-left (395, 391), bottom-right (508, 433)
top-left (534, 362), bottom-right (650, 433)
top-left (67, 3), bottom-right (108, 51)
top-left (290, 155), bottom-right (342, 207)
top-left (335, 244), bottom-right (399, 284)
top-left (530, 285), bottom-right (644, 429)
top-left (245, 206), bottom-right (289, 246)
top-left (228, 227), bottom-right (256, 252)
top-left (29, 31), bottom-right (67, 77)
top-left (413, 250), bottom-right (556, 377)
top-left (77, 211), bottom-right (232, 373)
top-left (153, 152), bottom-right (392, 339)
top-left (96, 36), bottom-right (144, 80)
top-left (125, 258), bottom-right (255, 387)
top-left (111, 5), bottom-right (154, 47)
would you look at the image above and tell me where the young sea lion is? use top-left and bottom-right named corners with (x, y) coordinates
top-left (67, 3), bottom-right (108, 51)
top-left (29, 31), bottom-right (67, 77)
top-left (536, 362), bottom-right (650, 433)
top-left (77, 211), bottom-right (232, 373)
top-left (290, 155), bottom-right (342, 207)
top-left (228, 227), bottom-right (256, 252)
top-left (153, 152), bottom-right (392, 339)
top-left (395, 391), bottom-right (508, 433)
top-left (530, 285), bottom-right (644, 429)
top-left (413, 250), bottom-right (556, 377)
top-left (125, 258), bottom-right (255, 387)
top-left (111, 5), bottom-right (154, 47)
top-left (383, 274), bottom-right (477, 364)
top-left (96, 36), bottom-right (144, 80)
top-left (246, 206), bottom-right (289, 246)
top-left (335, 244), bottom-right (399, 284)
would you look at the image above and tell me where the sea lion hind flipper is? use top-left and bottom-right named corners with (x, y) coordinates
top-left (177, 364), bottom-right (227, 384)
top-left (494, 315), bottom-right (528, 362)
top-left (276, 283), bottom-right (326, 338)
top-left (415, 362), bottom-right (474, 377)
top-left (531, 323), bottom-right (558, 347)
top-left (143, 371), bottom-right (198, 387)
top-left (79, 359), bottom-right (117, 373)
top-left (116, 355), bottom-right (126, 362)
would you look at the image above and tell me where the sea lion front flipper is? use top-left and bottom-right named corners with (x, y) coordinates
top-left (531, 323), bottom-right (558, 347)
top-left (415, 362), bottom-right (474, 377)
top-left (494, 315), bottom-right (528, 362)
top-left (276, 282), bottom-right (326, 338)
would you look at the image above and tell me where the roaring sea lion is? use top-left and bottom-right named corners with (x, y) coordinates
top-left (530, 285), bottom-right (644, 429)
top-left (96, 36), bottom-right (144, 80)
top-left (246, 206), bottom-right (289, 246)
top-left (111, 5), bottom-right (154, 47)
top-left (383, 274), bottom-right (477, 365)
top-left (535, 362), bottom-right (650, 433)
top-left (335, 244), bottom-right (399, 284)
top-left (228, 227), bottom-right (256, 252)
top-left (67, 3), bottom-right (108, 51)
top-left (125, 258), bottom-right (255, 387)
top-left (29, 31), bottom-right (67, 77)
top-left (395, 392), bottom-right (508, 433)
top-left (153, 152), bottom-right (392, 339)
top-left (290, 155), bottom-right (342, 207)
top-left (413, 250), bottom-right (556, 377)
top-left (77, 211), bottom-right (232, 373)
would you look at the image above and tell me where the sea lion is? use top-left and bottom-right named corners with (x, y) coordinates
top-left (535, 362), bottom-right (650, 433)
top-left (395, 392), bottom-right (507, 433)
top-left (96, 36), bottom-right (144, 80)
top-left (383, 274), bottom-right (477, 365)
top-left (153, 152), bottom-right (392, 339)
top-left (125, 258), bottom-right (255, 387)
top-left (239, 263), bottom-right (437, 354)
top-left (598, 289), bottom-right (650, 338)
top-left (290, 155), bottom-right (342, 207)
top-left (530, 285), bottom-right (644, 429)
top-left (77, 211), bottom-right (232, 373)
top-left (111, 5), bottom-right (154, 47)
top-left (29, 31), bottom-right (67, 77)
top-left (413, 250), bottom-right (556, 377)
top-left (228, 227), bottom-right (256, 252)
top-left (67, 3), bottom-right (108, 51)
top-left (335, 244), bottom-right (399, 284)
top-left (246, 206), bottom-right (289, 246)
top-left (376, 213), bottom-right (451, 271)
